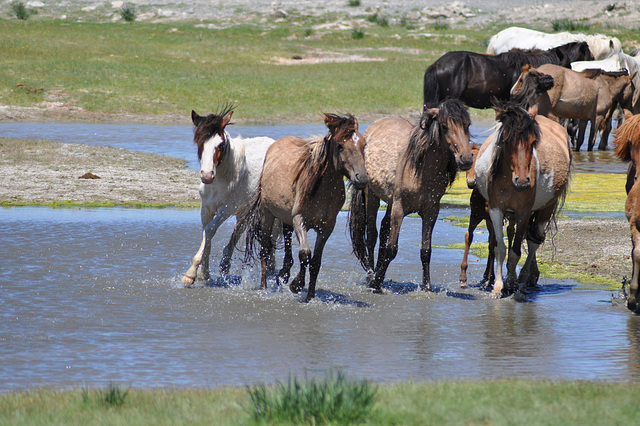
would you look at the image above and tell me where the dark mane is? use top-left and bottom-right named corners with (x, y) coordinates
top-left (293, 113), bottom-right (358, 204)
top-left (490, 102), bottom-right (541, 179)
top-left (402, 99), bottom-right (470, 186)
top-left (500, 41), bottom-right (592, 69)
top-left (580, 68), bottom-right (629, 79)
top-left (192, 103), bottom-right (235, 160)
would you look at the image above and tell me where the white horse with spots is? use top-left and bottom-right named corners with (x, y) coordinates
top-left (182, 106), bottom-right (275, 286)
top-left (487, 26), bottom-right (621, 60)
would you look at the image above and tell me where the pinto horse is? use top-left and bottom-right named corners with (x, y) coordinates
top-left (243, 113), bottom-right (368, 301)
top-left (423, 42), bottom-right (594, 109)
top-left (182, 106), bottom-right (275, 286)
top-left (472, 103), bottom-right (572, 298)
top-left (349, 99), bottom-right (474, 293)
top-left (613, 113), bottom-right (640, 312)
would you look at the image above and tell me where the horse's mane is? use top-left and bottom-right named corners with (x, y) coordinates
top-left (293, 113), bottom-right (358, 204)
top-left (192, 103), bottom-right (234, 160)
top-left (580, 68), bottom-right (629, 79)
top-left (402, 99), bottom-right (470, 186)
top-left (613, 114), bottom-right (640, 162)
top-left (510, 66), bottom-right (555, 108)
top-left (490, 102), bottom-right (541, 179)
top-left (500, 41), bottom-right (589, 68)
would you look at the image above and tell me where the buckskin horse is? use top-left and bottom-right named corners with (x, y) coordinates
top-left (349, 99), bottom-right (474, 293)
top-left (242, 113), bottom-right (368, 301)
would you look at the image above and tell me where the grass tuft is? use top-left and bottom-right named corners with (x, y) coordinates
top-left (119, 3), bottom-right (137, 22)
top-left (551, 18), bottom-right (591, 31)
top-left (10, 1), bottom-right (34, 20)
top-left (347, 0), bottom-right (360, 7)
top-left (81, 383), bottom-right (129, 408)
top-left (246, 370), bottom-right (377, 424)
top-left (351, 27), bottom-right (365, 39)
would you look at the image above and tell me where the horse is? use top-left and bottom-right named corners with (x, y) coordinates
top-left (472, 102), bottom-right (572, 298)
top-left (423, 42), bottom-right (594, 109)
top-left (487, 26), bottom-right (622, 60)
top-left (181, 106), bottom-right (275, 286)
top-left (511, 64), bottom-right (633, 151)
top-left (242, 113), bottom-right (368, 301)
top-left (459, 143), bottom-right (496, 288)
top-left (349, 99), bottom-right (474, 293)
top-left (612, 113), bottom-right (640, 312)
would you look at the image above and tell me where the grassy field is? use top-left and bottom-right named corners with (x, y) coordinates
top-left (2, 379), bottom-right (640, 425)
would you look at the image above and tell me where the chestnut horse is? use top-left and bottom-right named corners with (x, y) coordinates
top-left (472, 103), bottom-right (572, 298)
top-left (349, 99), bottom-right (474, 293)
top-left (459, 143), bottom-right (496, 287)
top-left (182, 106), bottom-right (275, 286)
top-left (243, 113), bottom-right (368, 301)
top-left (613, 113), bottom-right (640, 312)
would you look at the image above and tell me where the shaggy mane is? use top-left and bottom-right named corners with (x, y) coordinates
top-left (193, 103), bottom-right (234, 160)
top-left (613, 114), bottom-right (640, 163)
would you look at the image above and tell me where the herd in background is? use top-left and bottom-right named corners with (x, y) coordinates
top-left (180, 26), bottom-right (640, 312)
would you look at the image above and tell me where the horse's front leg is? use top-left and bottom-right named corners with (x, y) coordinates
top-left (628, 224), bottom-right (640, 312)
top-left (277, 224), bottom-right (294, 285)
top-left (519, 208), bottom-right (552, 288)
top-left (290, 214), bottom-right (310, 294)
top-left (220, 213), bottom-right (248, 277)
top-left (460, 200), bottom-right (484, 286)
top-left (371, 203), bottom-right (404, 293)
top-left (182, 207), bottom-right (231, 286)
top-left (505, 213), bottom-right (529, 293)
top-left (420, 207), bottom-right (440, 292)
top-left (488, 208), bottom-right (507, 298)
top-left (306, 222), bottom-right (336, 301)
top-left (258, 212), bottom-right (276, 290)
top-left (365, 192), bottom-right (381, 281)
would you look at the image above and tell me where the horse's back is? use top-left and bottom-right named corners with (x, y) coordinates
top-left (363, 116), bottom-right (413, 201)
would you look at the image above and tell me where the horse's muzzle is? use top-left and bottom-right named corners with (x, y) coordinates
top-left (200, 171), bottom-right (215, 184)
top-left (513, 178), bottom-right (532, 192)
top-left (457, 157), bottom-right (474, 172)
top-left (352, 173), bottom-right (370, 190)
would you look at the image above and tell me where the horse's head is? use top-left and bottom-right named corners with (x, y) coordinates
top-left (493, 102), bottom-right (540, 192)
top-left (324, 113), bottom-right (369, 189)
top-left (192, 105), bottom-right (234, 184)
top-left (510, 65), bottom-right (554, 108)
top-left (423, 99), bottom-right (473, 171)
top-left (466, 143), bottom-right (481, 189)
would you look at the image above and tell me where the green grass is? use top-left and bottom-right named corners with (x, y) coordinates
top-left (3, 380), bottom-right (640, 425)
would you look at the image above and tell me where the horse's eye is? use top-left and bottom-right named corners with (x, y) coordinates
top-left (337, 143), bottom-right (345, 152)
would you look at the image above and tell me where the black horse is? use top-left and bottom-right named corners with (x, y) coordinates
top-left (423, 41), bottom-right (594, 109)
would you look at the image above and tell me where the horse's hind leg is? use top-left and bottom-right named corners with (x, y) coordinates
top-left (277, 224), bottom-right (294, 285)
top-left (574, 120), bottom-right (588, 151)
top-left (258, 212), bottom-right (276, 290)
top-left (460, 194), bottom-right (485, 287)
top-left (219, 215), bottom-right (248, 277)
top-left (628, 223), bottom-right (640, 312)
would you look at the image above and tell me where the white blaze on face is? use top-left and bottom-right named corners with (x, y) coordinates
top-left (200, 134), bottom-right (224, 182)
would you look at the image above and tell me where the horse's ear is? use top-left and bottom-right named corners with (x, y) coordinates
top-left (624, 109), bottom-right (634, 120)
top-left (222, 110), bottom-right (233, 127)
top-left (528, 104), bottom-right (539, 118)
top-left (191, 110), bottom-right (201, 125)
top-left (426, 107), bottom-right (439, 118)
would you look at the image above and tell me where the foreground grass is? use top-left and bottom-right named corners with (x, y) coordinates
top-left (3, 380), bottom-right (640, 425)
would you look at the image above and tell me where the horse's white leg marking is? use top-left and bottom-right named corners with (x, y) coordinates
top-left (489, 207), bottom-right (506, 298)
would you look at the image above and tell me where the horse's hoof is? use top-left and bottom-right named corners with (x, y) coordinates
top-left (368, 285), bottom-right (384, 294)
top-left (490, 291), bottom-right (503, 299)
top-left (459, 280), bottom-right (467, 288)
top-left (182, 275), bottom-right (195, 286)
top-left (290, 282), bottom-right (304, 294)
top-left (627, 298), bottom-right (637, 312)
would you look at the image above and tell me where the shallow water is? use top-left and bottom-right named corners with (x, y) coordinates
top-left (0, 121), bottom-right (627, 174)
top-left (1, 206), bottom-right (639, 392)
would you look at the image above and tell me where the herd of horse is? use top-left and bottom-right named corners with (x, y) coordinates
top-left (180, 26), bottom-right (640, 312)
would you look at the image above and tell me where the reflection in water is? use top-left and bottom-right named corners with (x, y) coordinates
top-left (0, 207), bottom-right (637, 391)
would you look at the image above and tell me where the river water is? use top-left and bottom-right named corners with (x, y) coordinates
top-left (0, 122), bottom-right (637, 392)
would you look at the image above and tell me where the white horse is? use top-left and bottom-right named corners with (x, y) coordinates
top-left (487, 26), bottom-right (621, 60)
top-left (182, 106), bottom-right (275, 286)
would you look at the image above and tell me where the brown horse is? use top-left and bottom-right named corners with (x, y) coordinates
top-left (243, 113), bottom-right (368, 301)
top-left (511, 64), bottom-right (633, 151)
top-left (613, 113), bottom-right (640, 312)
top-left (459, 143), bottom-right (496, 287)
top-left (349, 99), bottom-right (474, 292)
top-left (472, 102), bottom-right (572, 298)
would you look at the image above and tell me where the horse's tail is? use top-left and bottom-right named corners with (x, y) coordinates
top-left (423, 63), bottom-right (440, 108)
top-left (241, 179), bottom-right (265, 264)
top-left (348, 184), bottom-right (371, 270)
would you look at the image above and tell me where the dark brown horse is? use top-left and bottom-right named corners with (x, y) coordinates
top-left (613, 113), bottom-right (640, 312)
top-left (243, 113), bottom-right (368, 301)
top-left (423, 42), bottom-right (594, 109)
top-left (349, 99), bottom-right (474, 293)
top-left (472, 103), bottom-right (572, 298)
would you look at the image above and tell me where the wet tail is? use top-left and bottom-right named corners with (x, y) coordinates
top-left (348, 184), bottom-right (371, 270)
top-left (423, 64), bottom-right (440, 108)
top-left (241, 179), bottom-right (265, 264)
